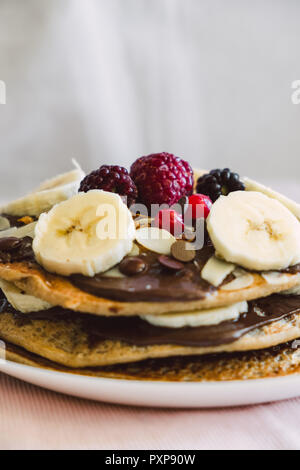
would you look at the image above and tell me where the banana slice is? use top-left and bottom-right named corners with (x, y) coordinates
top-left (0, 221), bottom-right (37, 239)
top-left (142, 301), bottom-right (248, 328)
top-left (33, 190), bottom-right (136, 277)
top-left (201, 255), bottom-right (235, 287)
top-left (0, 161), bottom-right (85, 217)
top-left (261, 272), bottom-right (291, 285)
top-left (282, 284), bottom-right (300, 296)
top-left (101, 267), bottom-right (126, 278)
top-left (243, 176), bottom-right (300, 220)
top-left (221, 269), bottom-right (254, 291)
top-left (0, 279), bottom-right (53, 313)
top-left (207, 191), bottom-right (300, 271)
top-left (0, 216), bottom-right (10, 231)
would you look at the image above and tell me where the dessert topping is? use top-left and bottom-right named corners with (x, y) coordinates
top-left (196, 168), bottom-right (245, 202)
top-left (158, 255), bottom-right (184, 271)
top-left (0, 278), bottom-right (52, 313)
top-left (0, 216), bottom-right (10, 231)
top-left (0, 237), bottom-right (23, 252)
top-left (0, 161), bottom-right (85, 217)
top-left (79, 165), bottom-right (138, 207)
top-left (135, 227), bottom-right (176, 255)
top-left (221, 269), bottom-right (254, 291)
top-left (201, 255), bottom-right (235, 287)
top-left (185, 193), bottom-right (212, 220)
top-left (171, 240), bottom-right (196, 263)
top-left (119, 256), bottom-right (148, 276)
top-left (142, 301), bottom-right (248, 328)
top-left (130, 152), bottom-right (193, 209)
top-left (33, 190), bottom-right (136, 277)
top-left (154, 209), bottom-right (184, 236)
top-left (207, 191), bottom-right (300, 271)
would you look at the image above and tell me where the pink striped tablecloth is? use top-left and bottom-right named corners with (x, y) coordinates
top-left (0, 372), bottom-right (300, 450)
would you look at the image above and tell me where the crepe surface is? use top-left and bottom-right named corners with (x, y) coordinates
top-left (4, 339), bottom-right (300, 382)
top-left (0, 260), bottom-right (299, 317)
top-left (1, 304), bottom-right (300, 367)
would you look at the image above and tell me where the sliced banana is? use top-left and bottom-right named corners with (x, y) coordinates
top-left (243, 176), bottom-right (300, 220)
top-left (33, 190), bottom-right (136, 277)
top-left (135, 227), bottom-right (176, 255)
top-left (201, 255), bottom-right (235, 287)
top-left (142, 301), bottom-right (248, 328)
top-left (221, 269), bottom-right (254, 291)
top-left (207, 191), bottom-right (300, 271)
top-left (0, 161), bottom-right (85, 217)
top-left (261, 271), bottom-right (291, 285)
top-left (282, 284), bottom-right (300, 296)
top-left (0, 221), bottom-right (37, 239)
top-left (101, 267), bottom-right (126, 278)
top-left (0, 216), bottom-right (10, 231)
top-left (129, 243), bottom-right (140, 256)
top-left (0, 279), bottom-right (53, 313)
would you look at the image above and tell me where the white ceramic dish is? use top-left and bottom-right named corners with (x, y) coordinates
top-left (1, 359), bottom-right (300, 408)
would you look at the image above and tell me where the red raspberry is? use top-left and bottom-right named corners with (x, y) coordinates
top-left (130, 153), bottom-right (194, 210)
top-left (79, 165), bottom-right (138, 207)
top-left (185, 194), bottom-right (212, 221)
top-left (154, 209), bottom-right (184, 237)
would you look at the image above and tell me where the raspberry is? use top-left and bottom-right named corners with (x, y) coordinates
top-left (130, 153), bottom-right (194, 210)
top-left (185, 194), bottom-right (212, 220)
top-left (154, 209), bottom-right (184, 237)
top-left (79, 165), bottom-right (138, 207)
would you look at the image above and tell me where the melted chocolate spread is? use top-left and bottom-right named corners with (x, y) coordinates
top-left (71, 245), bottom-right (216, 302)
top-left (1, 214), bottom-right (37, 228)
top-left (0, 289), bottom-right (299, 348)
top-left (0, 233), bottom-right (300, 304)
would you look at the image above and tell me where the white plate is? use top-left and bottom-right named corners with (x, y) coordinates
top-left (1, 359), bottom-right (300, 408)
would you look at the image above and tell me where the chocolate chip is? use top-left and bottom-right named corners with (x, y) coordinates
top-left (177, 196), bottom-right (189, 216)
top-left (119, 257), bottom-right (147, 276)
top-left (171, 240), bottom-right (196, 263)
top-left (0, 237), bottom-right (22, 251)
top-left (158, 255), bottom-right (184, 271)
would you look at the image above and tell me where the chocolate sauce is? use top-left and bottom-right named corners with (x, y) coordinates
top-left (1, 290), bottom-right (299, 349)
top-left (76, 294), bottom-right (300, 348)
top-left (0, 236), bottom-right (34, 263)
top-left (1, 214), bottom-right (37, 228)
top-left (71, 245), bottom-right (216, 302)
top-left (282, 264), bottom-right (300, 274)
top-left (0, 231), bottom-right (300, 305)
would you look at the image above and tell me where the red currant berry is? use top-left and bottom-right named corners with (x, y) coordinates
top-left (154, 209), bottom-right (184, 237)
top-left (185, 194), bottom-right (212, 220)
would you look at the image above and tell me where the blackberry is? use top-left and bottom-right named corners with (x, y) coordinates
top-left (79, 165), bottom-right (138, 207)
top-left (196, 168), bottom-right (245, 202)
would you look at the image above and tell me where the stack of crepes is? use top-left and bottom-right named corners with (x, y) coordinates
top-left (1, 164), bottom-right (300, 382)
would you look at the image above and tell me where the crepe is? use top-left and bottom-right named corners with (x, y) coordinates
top-left (0, 170), bottom-right (299, 378)
top-left (0, 260), bottom-right (299, 317)
top-left (0, 304), bottom-right (300, 367)
top-left (4, 339), bottom-right (300, 382)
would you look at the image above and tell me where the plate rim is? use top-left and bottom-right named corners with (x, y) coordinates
top-left (2, 359), bottom-right (300, 408)
top-left (2, 357), bottom-right (300, 387)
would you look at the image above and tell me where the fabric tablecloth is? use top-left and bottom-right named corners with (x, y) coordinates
top-left (0, 371), bottom-right (300, 450)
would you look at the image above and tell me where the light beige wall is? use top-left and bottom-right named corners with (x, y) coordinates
top-left (0, 0), bottom-right (299, 201)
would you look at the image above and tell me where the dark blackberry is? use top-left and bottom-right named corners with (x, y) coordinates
top-left (196, 168), bottom-right (245, 202)
top-left (79, 165), bottom-right (138, 207)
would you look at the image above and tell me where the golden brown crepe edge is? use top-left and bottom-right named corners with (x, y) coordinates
top-left (0, 261), bottom-right (299, 317)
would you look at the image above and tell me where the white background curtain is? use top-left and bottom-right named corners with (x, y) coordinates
top-left (0, 0), bottom-right (299, 201)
